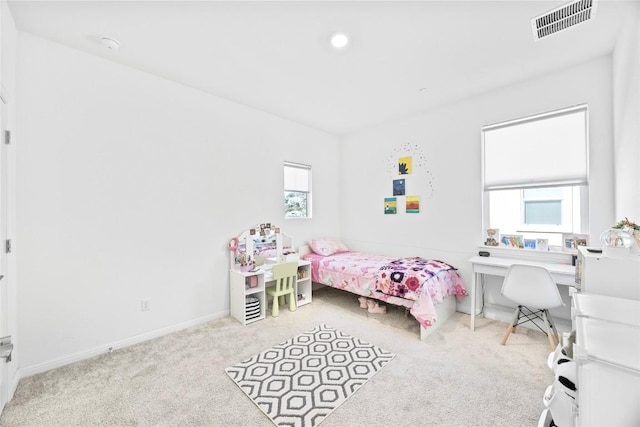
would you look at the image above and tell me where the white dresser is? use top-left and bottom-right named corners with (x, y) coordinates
top-left (541, 293), bottom-right (640, 427)
top-left (575, 246), bottom-right (640, 300)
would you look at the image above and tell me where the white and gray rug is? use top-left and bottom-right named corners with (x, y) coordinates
top-left (225, 324), bottom-right (395, 427)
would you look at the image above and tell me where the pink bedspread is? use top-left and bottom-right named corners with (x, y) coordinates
top-left (302, 251), bottom-right (467, 328)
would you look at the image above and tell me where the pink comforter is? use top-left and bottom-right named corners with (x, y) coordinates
top-left (303, 251), bottom-right (467, 328)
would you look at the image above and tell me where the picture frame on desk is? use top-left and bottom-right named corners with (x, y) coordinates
top-left (536, 239), bottom-right (549, 251)
top-left (500, 234), bottom-right (523, 248)
top-left (562, 233), bottom-right (589, 253)
top-left (485, 228), bottom-right (499, 246)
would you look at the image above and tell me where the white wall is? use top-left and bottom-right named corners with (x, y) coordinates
top-left (16, 33), bottom-right (341, 372)
top-left (339, 56), bottom-right (616, 322)
top-left (613, 5), bottom-right (640, 221)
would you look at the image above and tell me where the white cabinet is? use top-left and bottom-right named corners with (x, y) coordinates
top-left (571, 292), bottom-right (640, 325)
top-left (575, 246), bottom-right (640, 300)
top-left (296, 261), bottom-right (312, 307)
top-left (542, 293), bottom-right (640, 427)
top-left (574, 312), bottom-right (640, 427)
top-left (229, 260), bottom-right (312, 325)
top-left (229, 270), bottom-right (266, 325)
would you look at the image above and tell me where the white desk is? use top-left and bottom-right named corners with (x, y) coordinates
top-left (229, 260), bottom-right (311, 325)
top-left (468, 255), bottom-right (576, 331)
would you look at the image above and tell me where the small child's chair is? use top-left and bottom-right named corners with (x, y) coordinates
top-left (266, 261), bottom-right (298, 317)
top-left (500, 264), bottom-right (565, 350)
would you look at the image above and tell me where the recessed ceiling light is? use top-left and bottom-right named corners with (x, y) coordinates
top-left (100, 36), bottom-right (120, 50)
top-left (330, 32), bottom-right (349, 49)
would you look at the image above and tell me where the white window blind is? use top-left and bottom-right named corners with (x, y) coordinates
top-left (284, 162), bottom-right (310, 192)
top-left (482, 105), bottom-right (588, 190)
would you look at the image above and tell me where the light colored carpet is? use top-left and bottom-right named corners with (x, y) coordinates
top-left (0, 286), bottom-right (553, 426)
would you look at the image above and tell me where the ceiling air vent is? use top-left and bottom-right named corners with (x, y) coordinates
top-left (531, 0), bottom-right (597, 41)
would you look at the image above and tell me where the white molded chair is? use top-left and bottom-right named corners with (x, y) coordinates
top-left (266, 262), bottom-right (298, 317)
top-left (500, 264), bottom-right (565, 350)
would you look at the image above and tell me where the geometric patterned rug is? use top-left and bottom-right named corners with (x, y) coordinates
top-left (225, 324), bottom-right (395, 427)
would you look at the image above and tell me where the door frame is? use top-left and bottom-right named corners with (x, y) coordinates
top-left (0, 86), bottom-right (15, 414)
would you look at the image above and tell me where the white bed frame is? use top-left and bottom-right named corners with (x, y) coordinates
top-left (299, 245), bottom-right (457, 341)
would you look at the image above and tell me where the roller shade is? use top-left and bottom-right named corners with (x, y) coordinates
top-left (284, 162), bottom-right (310, 192)
top-left (482, 105), bottom-right (588, 190)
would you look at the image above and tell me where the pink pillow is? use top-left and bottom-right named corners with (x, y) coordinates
top-left (309, 238), bottom-right (349, 256)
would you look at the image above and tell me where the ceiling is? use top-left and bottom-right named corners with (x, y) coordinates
top-left (7, 0), bottom-right (637, 135)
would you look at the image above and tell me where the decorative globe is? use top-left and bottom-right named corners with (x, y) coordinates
top-left (600, 228), bottom-right (632, 248)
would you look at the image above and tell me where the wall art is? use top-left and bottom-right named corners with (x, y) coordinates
top-left (384, 197), bottom-right (397, 214)
top-left (386, 141), bottom-right (434, 200)
top-left (393, 179), bottom-right (405, 196)
top-left (398, 156), bottom-right (412, 175)
top-left (406, 196), bottom-right (420, 213)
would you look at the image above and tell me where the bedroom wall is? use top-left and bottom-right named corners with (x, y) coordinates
top-left (339, 55), bottom-right (616, 325)
top-left (15, 33), bottom-right (341, 372)
top-left (612, 5), bottom-right (640, 222)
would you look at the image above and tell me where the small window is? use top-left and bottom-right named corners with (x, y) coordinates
top-left (284, 162), bottom-right (311, 219)
top-left (523, 188), bottom-right (563, 226)
top-left (524, 200), bottom-right (561, 225)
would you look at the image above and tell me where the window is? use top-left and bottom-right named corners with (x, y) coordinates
top-left (523, 188), bottom-right (563, 226)
top-left (284, 162), bottom-right (311, 219)
top-left (482, 105), bottom-right (588, 247)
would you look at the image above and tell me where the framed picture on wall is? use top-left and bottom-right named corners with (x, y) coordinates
top-left (384, 197), bottom-right (397, 214)
top-left (393, 179), bottom-right (406, 196)
top-left (398, 156), bottom-right (412, 175)
top-left (406, 195), bottom-right (419, 213)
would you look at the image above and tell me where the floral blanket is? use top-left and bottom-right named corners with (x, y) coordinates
top-left (302, 251), bottom-right (467, 328)
top-left (375, 257), bottom-right (456, 301)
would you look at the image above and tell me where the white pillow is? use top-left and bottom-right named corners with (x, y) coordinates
top-left (308, 238), bottom-right (349, 256)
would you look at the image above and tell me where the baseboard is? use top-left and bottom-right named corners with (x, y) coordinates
top-left (18, 310), bottom-right (229, 379)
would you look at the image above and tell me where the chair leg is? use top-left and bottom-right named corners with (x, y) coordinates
top-left (271, 296), bottom-right (280, 317)
top-left (543, 309), bottom-right (560, 350)
top-left (542, 310), bottom-right (557, 351)
top-left (289, 291), bottom-right (297, 312)
top-left (501, 325), bottom-right (514, 346)
top-left (501, 306), bottom-right (522, 346)
top-left (512, 305), bottom-right (522, 335)
top-left (545, 309), bottom-right (560, 345)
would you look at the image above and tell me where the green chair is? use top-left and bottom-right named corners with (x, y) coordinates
top-left (266, 262), bottom-right (298, 317)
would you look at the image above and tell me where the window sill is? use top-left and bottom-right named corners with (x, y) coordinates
top-left (478, 245), bottom-right (575, 265)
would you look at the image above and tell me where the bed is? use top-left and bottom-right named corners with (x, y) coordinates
top-left (299, 238), bottom-right (467, 340)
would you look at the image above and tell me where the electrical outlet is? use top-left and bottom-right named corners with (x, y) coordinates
top-left (141, 299), bottom-right (150, 311)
